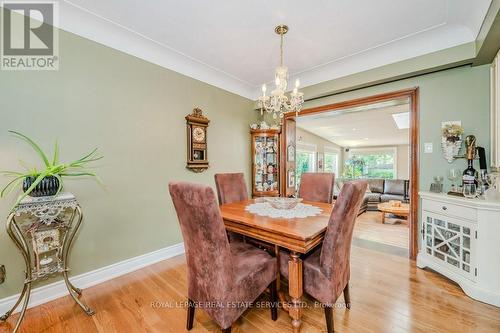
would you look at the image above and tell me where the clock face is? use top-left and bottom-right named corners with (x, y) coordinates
top-left (192, 127), bottom-right (205, 142)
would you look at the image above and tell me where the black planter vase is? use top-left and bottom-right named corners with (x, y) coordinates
top-left (22, 175), bottom-right (60, 197)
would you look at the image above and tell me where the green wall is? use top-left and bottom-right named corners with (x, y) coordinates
top-left (0, 30), bottom-right (253, 298)
top-left (300, 65), bottom-right (491, 192)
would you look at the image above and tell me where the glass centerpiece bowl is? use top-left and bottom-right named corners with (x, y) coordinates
top-left (264, 197), bottom-right (303, 210)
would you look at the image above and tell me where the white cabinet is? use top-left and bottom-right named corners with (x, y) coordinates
top-left (418, 191), bottom-right (500, 307)
top-left (491, 50), bottom-right (500, 170)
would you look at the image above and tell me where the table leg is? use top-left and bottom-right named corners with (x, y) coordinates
top-left (275, 245), bottom-right (281, 290)
top-left (61, 209), bottom-right (82, 296)
top-left (3, 215), bottom-right (33, 333)
top-left (61, 206), bottom-right (95, 315)
top-left (288, 252), bottom-right (303, 333)
top-left (380, 211), bottom-right (385, 224)
top-left (0, 283), bottom-right (28, 321)
top-left (1, 215), bottom-right (29, 322)
top-left (11, 282), bottom-right (31, 333)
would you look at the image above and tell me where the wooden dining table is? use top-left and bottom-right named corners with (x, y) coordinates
top-left (220, 199), bottom-right (333, 333)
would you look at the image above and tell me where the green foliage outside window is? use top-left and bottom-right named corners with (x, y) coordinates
top-left (343, 153), bottom-right (394, 179)
top-left (324, 153), bottom-right (337, 174)
top-left (296, 151), bottom-right (313, 187)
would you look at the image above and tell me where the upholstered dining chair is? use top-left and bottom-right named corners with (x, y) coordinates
top-left (214, 173), bottom-right (249, 243)
top-left (298, 172), bottom-right (336, 204)
top-left (279, 180), bottom-right (368, 333)
top-left (169, 181), bottom-right (278, 333)
top-left (214, 173), bottom-right (248, 205)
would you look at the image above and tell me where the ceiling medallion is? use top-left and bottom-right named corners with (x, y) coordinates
top-left (258, 24), bottom-right (304, 120)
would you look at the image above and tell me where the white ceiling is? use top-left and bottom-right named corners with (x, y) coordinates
top-left (54, 0), bottom-right (492, 98)
top-left (297, 102), bottom-right (410, 147)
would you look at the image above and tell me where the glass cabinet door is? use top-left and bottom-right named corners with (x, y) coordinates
top-left (252, 131), bottom-right (279, 197)
top-left (423, 211), bottom-right (476, 281)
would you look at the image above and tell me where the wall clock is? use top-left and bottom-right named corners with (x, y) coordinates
top-left (185, 108), bottom-right (210, 172)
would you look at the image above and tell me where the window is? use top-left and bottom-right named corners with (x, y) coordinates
top-left (324, 147), bottom-right (340, 176)
top-left (345, 147), bottom-right (397, 179)
top-left (296, 144), bottom-right (316, 187)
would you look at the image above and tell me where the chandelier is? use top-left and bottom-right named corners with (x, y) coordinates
top-left (258, 25), bottom-right (304, 120)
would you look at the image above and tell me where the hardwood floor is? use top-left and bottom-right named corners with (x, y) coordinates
top-left (354, 211), bottom-right (409, 249)
top-left (2, 246), bottom-right (500, 333)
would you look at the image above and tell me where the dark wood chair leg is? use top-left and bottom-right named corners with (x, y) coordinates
top-left (344, 282), bottom-right (351, 309)
top-left (187, 298), bottom-right (195, 330)
top-left (269, 280), bottom-right (278, 321)
top-left (222, 327), bottom-right (231, 333)
top-left (324, 305), bottom-right (334, 333)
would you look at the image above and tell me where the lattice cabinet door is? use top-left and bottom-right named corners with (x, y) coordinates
top-left (422, 211), bottom-right (476, 281)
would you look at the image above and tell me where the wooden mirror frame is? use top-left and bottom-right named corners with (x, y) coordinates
top-left (281, 88), bottom-right (419, 259)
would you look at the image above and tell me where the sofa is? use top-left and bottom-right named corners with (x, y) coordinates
top-left (335, 178), bottom-right (409, 215)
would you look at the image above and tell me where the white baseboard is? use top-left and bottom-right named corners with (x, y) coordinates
top-left (0, 242), bottom-right (185, 315)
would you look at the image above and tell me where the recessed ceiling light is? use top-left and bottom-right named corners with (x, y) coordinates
top-left (392, 112), bottom-right (410, 129)
top-left (352, 128), bottom-right (357, 131)
top-left (364, 138), bottom-right (369, 140)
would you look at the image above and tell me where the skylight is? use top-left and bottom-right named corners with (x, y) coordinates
top-left (392, 112), bottom-right (410, 129)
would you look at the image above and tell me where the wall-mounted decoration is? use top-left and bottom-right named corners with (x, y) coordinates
top-left (441, 121), bottom-right (463, 163)
top-left (288, 169), bottom-right (296, 188)
top-left (186, 108), bottom-right (210, 172)
top-left (287, 144), bottom-right (295, 162)
top-left (317, 153), bottom-right (324, 172)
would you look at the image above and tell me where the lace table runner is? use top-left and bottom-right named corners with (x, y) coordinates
top-left (245, 202), bottom-right (322, 219)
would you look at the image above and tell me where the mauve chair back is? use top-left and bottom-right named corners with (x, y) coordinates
top-left (169, 181), bottom-right (233, 302)
top-left (214, 173), bottom-right (248, 205)
top-left (298, 173), bottom-right (336, 203)
top-left (319, 180), bottom-right (368, 296)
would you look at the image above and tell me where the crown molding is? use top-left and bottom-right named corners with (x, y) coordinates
top-left (56, 1), bottom-right (256, 99)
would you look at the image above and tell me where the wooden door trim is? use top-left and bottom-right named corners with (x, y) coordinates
top-left (282, 88), bottom-right (420, 260)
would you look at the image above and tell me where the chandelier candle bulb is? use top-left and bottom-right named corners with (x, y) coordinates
top-left (295, 79), bottom-right (300, 88)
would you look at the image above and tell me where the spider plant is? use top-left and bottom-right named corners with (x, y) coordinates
top-left (1, 131), bottom-right (103, 208)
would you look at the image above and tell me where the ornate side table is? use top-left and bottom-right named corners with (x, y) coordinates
top-left (1, 193), bottom-right (94, 333)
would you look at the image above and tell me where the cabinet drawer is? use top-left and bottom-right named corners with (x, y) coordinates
top-left (422, 199), bottom-right (477, 221)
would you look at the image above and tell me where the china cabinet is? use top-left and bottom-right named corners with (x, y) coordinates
top-left (418, 191), bottom-right (500, 306)
top-left (251, 129), bottom-right (280, 197)
top-left (491, 50), bottom-right (500, 171)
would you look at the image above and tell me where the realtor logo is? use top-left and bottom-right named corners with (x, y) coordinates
top-left (1, 1), bottom-right (59, 70)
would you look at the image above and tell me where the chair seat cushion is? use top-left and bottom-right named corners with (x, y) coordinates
top-left (230, 241), bottom-right (277, 309)
top-left (230, 241), bottom-right (277, 288)
top-left (206, 241), bottom-right (276, 329)
top-left (279, 248), bottom-right (339, 305)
